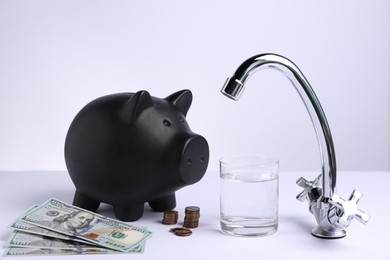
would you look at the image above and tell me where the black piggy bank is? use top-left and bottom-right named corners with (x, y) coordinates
top-left (64, 89), bottom-right (209, 221)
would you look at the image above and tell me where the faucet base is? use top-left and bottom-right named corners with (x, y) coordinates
top-left (311, 226), bottom-right (346, 239)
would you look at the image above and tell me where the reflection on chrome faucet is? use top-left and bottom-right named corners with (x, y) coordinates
top-left (221, 53), bottom-right (369, 239)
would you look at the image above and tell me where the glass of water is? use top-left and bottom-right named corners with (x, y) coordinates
top-left (219, 154), bottom-right (279, 237)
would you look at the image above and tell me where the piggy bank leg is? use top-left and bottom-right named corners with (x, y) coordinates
top-left (113, 204), bottom-right (144, 222)
top-left (148, 193), bottom-right (176, 212)
top-left (73, 190), bottom-right (100, 212)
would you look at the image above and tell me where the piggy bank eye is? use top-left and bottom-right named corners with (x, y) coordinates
top-left (163, 119), bottom-right (171, 127)
top-left (179, 116), bottom-right (185, 123)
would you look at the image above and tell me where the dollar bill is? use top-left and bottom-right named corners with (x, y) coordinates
top-left (19, 198), bottom-right (152, 253)
top-left (10, 220), bottom-right (96, 245)
top-left (5, 231), bottom-right (116, 251)
top-left (3, 247), bottom-right (118, 256)
top-left (7, 227), bottom-right (145, 253)
top-left (10, 205), bottom-right (98, 245)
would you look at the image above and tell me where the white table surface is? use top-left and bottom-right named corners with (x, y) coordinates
top-left (0, 170), bottom-right (388, 259)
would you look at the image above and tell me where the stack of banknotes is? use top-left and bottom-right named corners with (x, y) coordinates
top-left (3, 198), bottom-right (152, 256)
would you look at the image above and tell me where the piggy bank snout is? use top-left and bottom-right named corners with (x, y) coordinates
top-left (180, 135), bottom-right (209, 185)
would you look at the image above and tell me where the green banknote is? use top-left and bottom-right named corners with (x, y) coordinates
top-left (3, 246), bottom-right (118, 256)
top-left (5, 230), bottom-right (118, 251)
top-left (19, 198), bottom-right (152, 253)
top-left (10, 220), bottom-right (95, 245)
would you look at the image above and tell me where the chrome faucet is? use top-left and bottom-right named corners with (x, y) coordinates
top-left (221, 53), bottom-right (369, 238)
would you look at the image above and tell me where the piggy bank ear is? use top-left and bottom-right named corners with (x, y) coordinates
top-left (121, 90), bottom-right (153, 124)
top-left (165, 89), bottom-right (192, 116)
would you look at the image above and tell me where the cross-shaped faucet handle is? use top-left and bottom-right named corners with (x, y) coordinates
top-left (330, 189), bottom-right (370, 226)
top-left (296, 174), bottom-right (321, 202)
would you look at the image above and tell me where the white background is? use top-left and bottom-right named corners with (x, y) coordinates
top-left (0, 0), bottom-right (389, 172)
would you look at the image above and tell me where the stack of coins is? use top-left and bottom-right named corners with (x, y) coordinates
top-left (183, 206), bottom-right (200, 228)
top-left (162, 210), bottom-right (178, 225)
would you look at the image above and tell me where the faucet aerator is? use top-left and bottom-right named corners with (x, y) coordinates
top-left (221, 77), bottom-right (244, 101)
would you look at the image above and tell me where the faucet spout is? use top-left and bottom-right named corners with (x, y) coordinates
top-left (221, 53), bottom-right (336, 199)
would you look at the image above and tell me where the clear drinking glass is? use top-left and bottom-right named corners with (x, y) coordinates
top-left (219, 155), bottom-right (279, 237)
